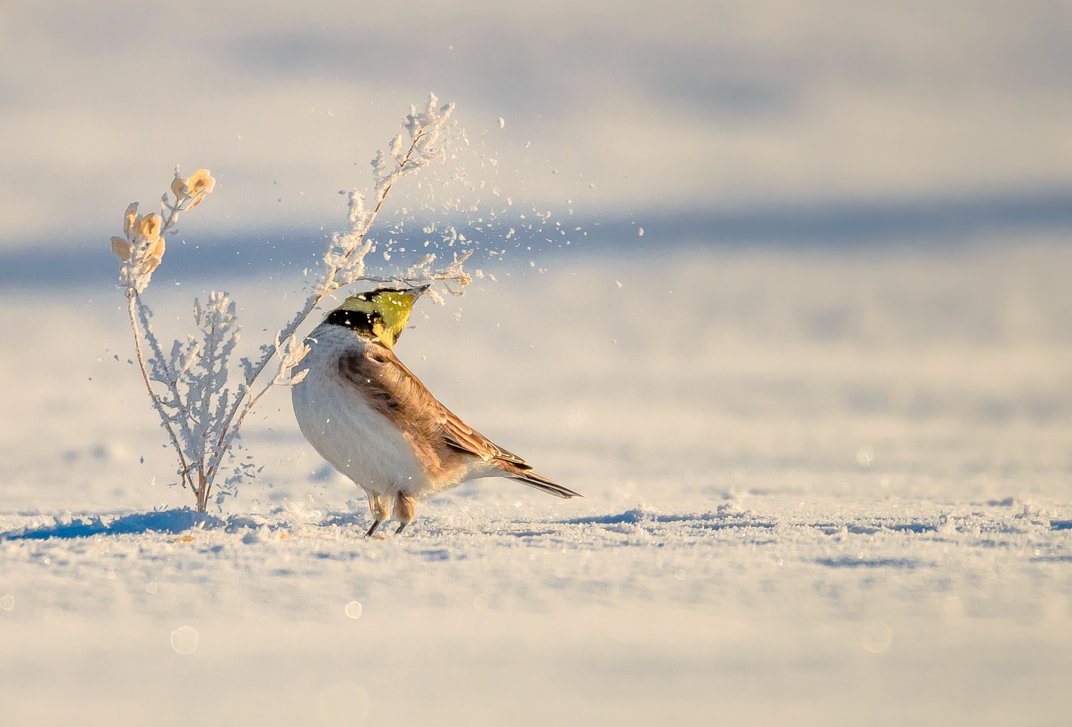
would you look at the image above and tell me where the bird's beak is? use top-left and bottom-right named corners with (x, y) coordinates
top-left (409, 284), bottom-right (431, 299)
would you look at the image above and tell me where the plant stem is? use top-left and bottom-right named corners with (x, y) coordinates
top-left (207, 127), bottom-right (433, 474)
top-left (126, 288), bottom-right (195, 495)
top-left (130, 110), bottom-right (457, 512)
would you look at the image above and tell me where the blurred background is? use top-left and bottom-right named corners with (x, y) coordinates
top-left (2, 5), bottom-right (1072, 725)
top-left (1, 0), bottom-right (1070, 510)
top-left (2, 1), bottom-right (1072, 264)
top-left (2, 0), bottom-right (1071, 498)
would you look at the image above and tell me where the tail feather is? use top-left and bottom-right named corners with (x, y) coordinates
top-left (501, 464), bottom-right (581, 499)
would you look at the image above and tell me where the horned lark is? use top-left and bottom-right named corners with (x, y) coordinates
top-left (292, 286), bottom-right (580, 535)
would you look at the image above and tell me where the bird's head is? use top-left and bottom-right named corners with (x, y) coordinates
top-left (325, 285), bottom-right (429, 349)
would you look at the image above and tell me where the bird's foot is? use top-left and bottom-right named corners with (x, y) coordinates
top-left (365, 519), bottom-right (382, 538)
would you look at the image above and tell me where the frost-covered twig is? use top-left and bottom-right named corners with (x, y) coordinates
top-left (237, 94), bottom-right (464, 391)
top-left (115, 169), bottom-right (219, 504)
top-left (113, 95), bottom-right (472, 512)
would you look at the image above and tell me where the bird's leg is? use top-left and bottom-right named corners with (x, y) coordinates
top-left (394, 491), bottom-right (417, 535)
top-left (366, 493), bottom-right (389, 538)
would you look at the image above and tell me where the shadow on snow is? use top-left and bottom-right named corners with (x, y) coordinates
top-left (815, 556), bottom-right (934, 569)
top-left (1, 509), bottom-right (222, 540)
top-left (561, 508), bottom-right (776, 529)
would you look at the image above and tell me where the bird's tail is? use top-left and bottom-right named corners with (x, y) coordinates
top-left (501, 463), bottom-right (581, 499)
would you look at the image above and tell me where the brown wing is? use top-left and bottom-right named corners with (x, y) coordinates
top-left (338, 344), bottom-right (529, 469)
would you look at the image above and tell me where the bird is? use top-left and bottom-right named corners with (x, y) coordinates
top-left (291, 285), bottom-right (580, 536)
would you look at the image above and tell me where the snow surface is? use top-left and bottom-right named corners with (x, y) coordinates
top-left (1, 241), bottom-right (1071, 725)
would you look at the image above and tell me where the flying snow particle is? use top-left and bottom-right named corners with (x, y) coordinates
top-left (497, 117), bottom-right (505, 129)
top-left (344, 601), bottom-right (363, 619)
top-left (0, 594), bottom-right (14, 612)
top-left (565, 408), bottom-right (588, 431)
top-left (861, 622), bottom-right (893, 654)
top-left (637, 227), bottom-right (645, 237)
top-left (170, 626), bottom-right (199, 654)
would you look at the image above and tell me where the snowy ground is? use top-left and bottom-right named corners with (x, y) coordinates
top-left (1, 239), bottom-right (1071, 725)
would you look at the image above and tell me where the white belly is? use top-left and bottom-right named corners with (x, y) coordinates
top-left (291, 327), bottom-right (429, 497)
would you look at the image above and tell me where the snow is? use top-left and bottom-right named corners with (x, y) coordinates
top-left (1, 241), bottom-right (1071, 725)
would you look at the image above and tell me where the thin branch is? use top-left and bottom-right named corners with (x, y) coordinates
top-left (210, 123), bottom-right (442, 458)
top-left (118, 97), bottom-right (466, 512)
top-left (126, 289), bottom-right (195, 491)
top-left (133, 294), bottom-right (197, 447)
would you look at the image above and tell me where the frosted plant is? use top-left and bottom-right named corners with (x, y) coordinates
top-left (113, 94), bottom-right (471, 512)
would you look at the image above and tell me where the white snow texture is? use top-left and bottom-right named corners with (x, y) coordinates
top-left (1, 242), bottom-right (1071, 725)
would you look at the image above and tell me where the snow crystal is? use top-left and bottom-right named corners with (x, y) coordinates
top-left (169, 626), bottom-right (199, 654)
top-left (861, 622), bottom-right (893, 654)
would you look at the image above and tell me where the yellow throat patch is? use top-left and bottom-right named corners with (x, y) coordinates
top-left (338, 287), bottom-right (421, 349)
